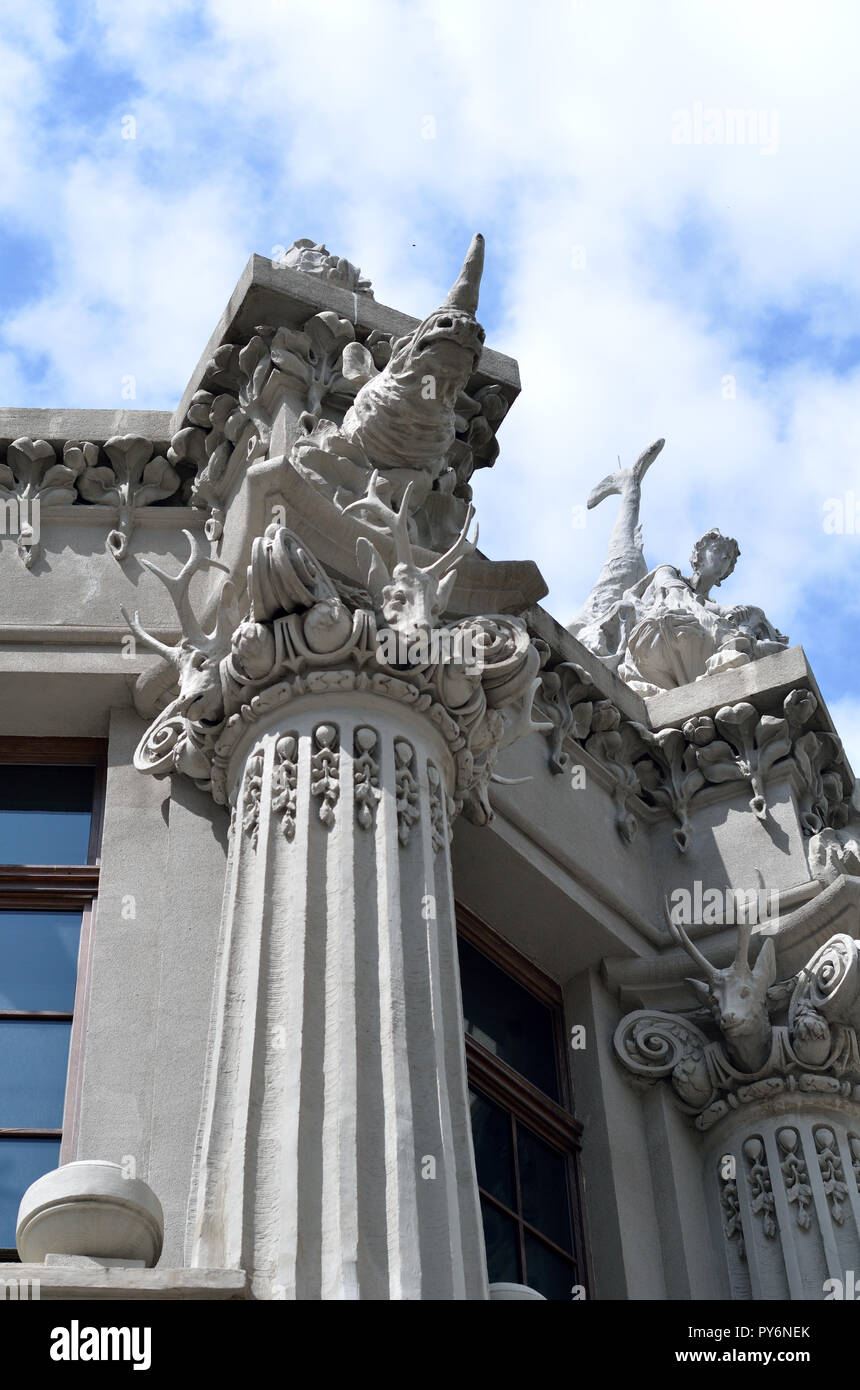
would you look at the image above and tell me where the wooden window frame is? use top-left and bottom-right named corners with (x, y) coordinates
top-left (457, 904), bottom-right (590, 1297)
top-left (0, 738), bottom-right (106, 1260)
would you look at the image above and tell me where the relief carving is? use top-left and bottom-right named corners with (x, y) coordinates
top-left (615, 927), bottom-right (860, 1130)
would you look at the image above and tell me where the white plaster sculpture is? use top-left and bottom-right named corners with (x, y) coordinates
top-left (126, 515), bottom-right (541, 826)
top-left (615, 927), bottom-right (860, 1299)
top-left (615, 925), bottom-right (860, 1128)
top-left (125, 239), bottom-right (547, 1297)
top-left (277, 238), bottom-right (374, 297)
top-left (291, 234), bottom-right (488, 550)
top-left (569, 440), bottom-right (788, 695)
top-left (165, 236), bottom-right (509, 545)
top-left (125, 518), bottom-right (544, 1297)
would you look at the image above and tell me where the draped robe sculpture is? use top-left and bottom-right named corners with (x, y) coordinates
top-left (569, 440), bottom-right (788, 695)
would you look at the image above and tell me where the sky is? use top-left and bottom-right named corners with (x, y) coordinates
top-left (0, 0), bottom-right (858, 768)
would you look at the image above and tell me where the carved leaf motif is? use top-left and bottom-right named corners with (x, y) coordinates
top-left (696, 739), bottom-right (746, 784)
top-left (353, 727), bottom-right (381, 831)
top-left (754, 715), bottom-right (792, 774)
top-left (237, 336), bottom-right (273, 413)
top-left (4, 437), bottom-right (56, 493)
top-left (77, 465), bottom-right (118, 503)
top-left (784, 687), bottom-right (817, 733)
top-left (629, 722), bottom-right (704, 851)
top-left (394, 740), bottom-right (420, 847)
top-left (0, 437), bottom-right (91, 567)
top-left (269, 326), bottom-right (313, 365)
top-left (714, 702), bottom-right (758, 769)
top-left (78, 436), bottom-right (179, 505)
top-left (304, 310), bottom-right (355, 359)
top-left (136, 454), bottom-right (182, 507)
top-left (78, 435), bottom-right (181, 561)
top-left (340, 340), bottom-right (377, 386)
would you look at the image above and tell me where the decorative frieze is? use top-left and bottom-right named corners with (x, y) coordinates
top-left (539, 665), bottom-right (854, 854)
top-left (0, 437), bottom-right (88, 567)
top-left (720, 1171), bottom-right (745, 1256)
top-left (711, 1116), bottom-right (860, 1300)
top-left (0, 434), bottom-right (187, 565)
top-left (427, 763), bottom-right (450, 854)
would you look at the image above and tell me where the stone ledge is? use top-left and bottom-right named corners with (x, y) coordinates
top-left (645, 645), bottom-right (816, 728)
top-left (0, 1264), bottom-right (248, 1300)
top-left (0, 409), bottom-right (173, 445)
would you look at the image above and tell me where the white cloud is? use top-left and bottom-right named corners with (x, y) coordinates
top-left (0, 0), bottom-right (857, 726)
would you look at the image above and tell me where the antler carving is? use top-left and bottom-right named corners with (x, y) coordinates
top-left (345, 470), bottom-right (477, 642)
top-left (665, 895), bottom-right (777, 1073)
top-left (121, 529), bottom-right (235, 667)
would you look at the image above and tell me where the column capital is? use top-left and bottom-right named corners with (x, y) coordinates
top-left (128, 515), bottom-right (546, 826)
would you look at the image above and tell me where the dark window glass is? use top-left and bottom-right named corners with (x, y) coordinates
top-left (0, 1138), bottom-right (60, 1249)
top-left (459, 937), bottom-right (559, 1101)
top-left (479, 1201), bottom-right (520, 1285)
top-left (469, 1090), bottom-right (515, 1209)
top-left (524, 1232), bottom-right (578, 1301)
top-left (517, 1124), bottom-right (573, 1254)
top-left (0, 912), bottom-right (82, 1011)
top-left (0, 1021), bottom-right (73, 1128)
top-left (0, 766), bottom-right (94, 865)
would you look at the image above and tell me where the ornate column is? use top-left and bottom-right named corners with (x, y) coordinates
top-left (128, 519), bottom-right (543, 1300)
top-left (615, 924), bottom-right (860, 1299)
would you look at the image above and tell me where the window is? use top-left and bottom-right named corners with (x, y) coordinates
top-left (458, 906), bottom-right (588, 1300)
top-left (0, 739), bottom-right (104, 1260)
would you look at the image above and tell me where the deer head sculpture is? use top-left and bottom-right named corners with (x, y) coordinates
top-left (345, 470), bottom-right (477, 651)
top-left (667, 901), bottom-right (777, 1073)
top-left (121, 529), bottom-right (237, 724)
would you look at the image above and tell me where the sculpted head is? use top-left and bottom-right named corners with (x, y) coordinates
top-left (690, 528), bottom-right (740, 591)
top-left (384, 233), bottom-right (486, 402)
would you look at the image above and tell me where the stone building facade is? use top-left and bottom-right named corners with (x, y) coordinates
top-left (0, 237), bottom-right (858, 1301)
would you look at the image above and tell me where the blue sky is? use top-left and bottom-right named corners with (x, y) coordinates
top-left (1, 0), bottom-right (858, 766)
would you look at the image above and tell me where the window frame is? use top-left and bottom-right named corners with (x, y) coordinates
top-left (457, 903), bottom-right (591, 1298)
top-left (0, 737), bottom-right (106, 1260)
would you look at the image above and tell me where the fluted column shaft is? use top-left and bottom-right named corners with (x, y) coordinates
top-left (708, 1102), bottom-right (860, 1299)
top-left (186, 691), bottom-right (488, 1300)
